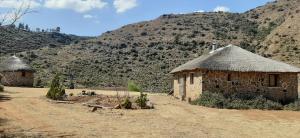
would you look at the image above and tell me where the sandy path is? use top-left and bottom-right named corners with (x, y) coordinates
top-left (1, 87), bottom-right (300, 137)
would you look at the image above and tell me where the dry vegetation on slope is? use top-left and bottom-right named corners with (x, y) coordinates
top-left (0, 27), bottom-right (87, 55)
top-left (0, 0), bottom-right (299, 92)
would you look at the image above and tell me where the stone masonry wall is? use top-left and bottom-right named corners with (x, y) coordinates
top-left (1, 71), bottom-right (34, 87)
top-left (202, 70), bottom-right (299, 102)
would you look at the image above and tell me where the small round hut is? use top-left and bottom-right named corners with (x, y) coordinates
top-left (0, 56), bottom-right (35, 87)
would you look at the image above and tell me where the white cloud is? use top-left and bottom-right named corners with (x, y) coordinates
top-left (195, 10), bottom-right (205, 13)
top-left (213, 6), bottom-right (230, 12)
top-left (44, 0), bottom-right (108, 13)
top-left (83, 14), bottom-right (94, 19)
top-left (0, 0), bottom-right (41, 9)
top-left (113, 0), bottom-right (137, 13)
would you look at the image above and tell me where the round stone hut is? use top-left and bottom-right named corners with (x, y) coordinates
top-left (171, 44), bottom-right (300, 103)
top-left (0, 56), bottom-right (35, 87)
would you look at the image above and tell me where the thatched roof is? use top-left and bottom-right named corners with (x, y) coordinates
top-left (171, 44), bottom-right (300, 73)
top-left (0, 56), bottom-right (35, 72)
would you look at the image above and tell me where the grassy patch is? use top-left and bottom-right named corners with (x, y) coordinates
top-left (127, 81), bottom-right (141, 92)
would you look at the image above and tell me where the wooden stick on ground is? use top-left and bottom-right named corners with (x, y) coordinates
top-left (47, 100), bottom-right (74, 104)
top-left (83, 103), bottom-right (114, 109)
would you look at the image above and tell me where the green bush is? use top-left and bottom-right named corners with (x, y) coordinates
top-left (46, 74), bottom-right (66, 100)
top-left (191, 92), bottom-right (283, 110)
top-left (284, 100), bottom-right (300, 111)
top-left (69, 82), bottom-right (75, 89)
top-left (127, 81), bottom-right (141, 92)
top-left (121, 97), bottom-right (132, 109)
top-left (0, 84), bottom-right (4, 92)
top-left (191, 92), bottom-right (226, 108)
top-left (135, 92), bottom-right (149, 108)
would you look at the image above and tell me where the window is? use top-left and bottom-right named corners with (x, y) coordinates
top-left (190, 73), bottom-right (194, 84)
top-left (269, 74), bottom-right (279, 87)
top-left (21, 71), bottom-right (26, 77)
top-left (227, 74), bottom-right (231, 81)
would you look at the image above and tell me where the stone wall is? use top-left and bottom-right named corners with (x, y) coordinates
top-left (202, 70), bottom-right (299, 102)
top-left (173, 71), bottom-right (202, 101)
top-left (1, 71), bottom-right (34, 87)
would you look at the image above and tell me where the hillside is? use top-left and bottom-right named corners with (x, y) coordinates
top-left (0, 27), bottom-right (88, 56)
top-left (1, 0), bottom-right (299, 92)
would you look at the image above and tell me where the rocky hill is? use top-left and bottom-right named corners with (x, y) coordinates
top-left (1, 0), bottom-right (299, 92)
top-left (0, 27), bottom-right (88, 56)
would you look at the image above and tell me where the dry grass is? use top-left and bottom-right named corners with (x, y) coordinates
top-left (1, 87), bottom-right (300, 137)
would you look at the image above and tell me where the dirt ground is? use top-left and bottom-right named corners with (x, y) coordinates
top-left (1, 87), bottom-right (300, 138)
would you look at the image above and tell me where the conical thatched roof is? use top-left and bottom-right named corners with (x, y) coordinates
top-left (0, 56), bottom-right (35, 72)
top-left (171, 44), bottom-right (300, 73)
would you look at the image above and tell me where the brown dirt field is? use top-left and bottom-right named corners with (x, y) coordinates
top-left (1, 87), bottom-right (300, 137)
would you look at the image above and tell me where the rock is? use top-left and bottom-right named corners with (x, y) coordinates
top-left (146, 101), bottom-right (154, 109)
top-left (86, 91), bottom-right (96, 96)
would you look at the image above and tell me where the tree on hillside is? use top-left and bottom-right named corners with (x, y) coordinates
top-left (18, 23), bottom-right (25, 30)
top-left (56, 27), bottom-right (61, 33)
top-left (25, 24), bottom-right (29, 31)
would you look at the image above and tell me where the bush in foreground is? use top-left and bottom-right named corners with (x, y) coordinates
top-left (284, 100), bottom-right (300, 111)
top-left (0, 84), bottom-right (3, 92)
top-left (191, 92), bottom-right (283, 110)
top-left (135, 92), bottom-right (149, 108)
top-left (46, 74), bottom-right (66, 100)
top-left (121, 97), bottom-right (132, 109)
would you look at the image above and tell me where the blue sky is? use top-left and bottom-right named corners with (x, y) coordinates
top-left (0, 0), bottom-right (273, 36)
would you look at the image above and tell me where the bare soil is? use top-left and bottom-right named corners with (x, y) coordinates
top-left (1, 87), bottom-right (300, 137)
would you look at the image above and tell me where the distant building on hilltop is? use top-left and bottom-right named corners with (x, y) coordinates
top-left (0, 56), bottom-right (35, 87)
top-left (171, 44), bottom-right (300, 103)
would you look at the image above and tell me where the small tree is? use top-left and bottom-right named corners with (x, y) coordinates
top-left (56, 27), bottom-right (61, 33)
top-left (46, 74), bottom-right (66, 100)
top-left (135, 92), bottom-right (149, 108)
top-left (121, 97), bottom-right (132, 109)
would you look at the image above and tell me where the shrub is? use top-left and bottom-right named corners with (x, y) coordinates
top-left (191, 92), bottom-right (226, 108)
top-left (127, 81), bottom-right (141, 92)
top-left (284, 100), bottom-right (300, 111)
top-left (34, 78), bottom-right (43, 88)
top-left (69, 93), bottom-right (74, 96)
top-left (191, 92), bottom-right (283, 110)
top-left (46, 74), bottom-right (66, 100)
top-left (0, 84), bottom-right (3, 92)
top-left (121, 97), bottom-right (132, 109)
top-left (69, 82), bottom-right (75, 89)
top-left (135, 92), bottom-right (149, 108)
